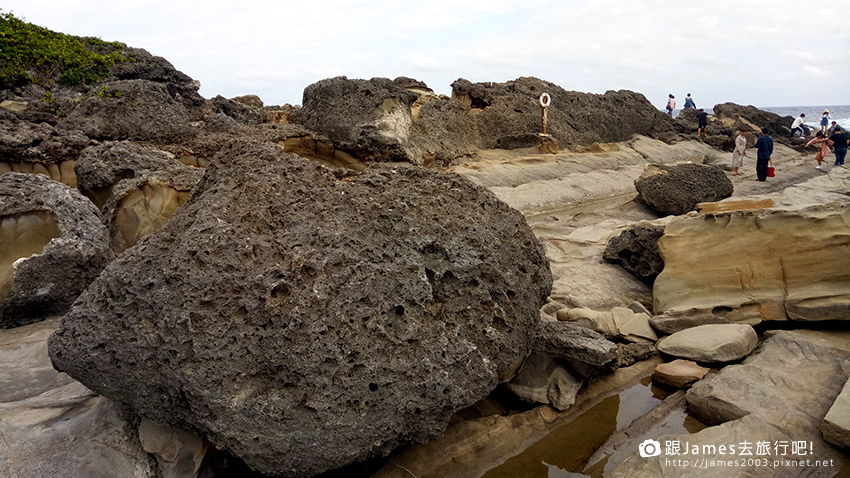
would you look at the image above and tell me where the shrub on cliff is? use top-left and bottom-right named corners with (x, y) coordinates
top-left (0, 11), bottom-right (129, 87)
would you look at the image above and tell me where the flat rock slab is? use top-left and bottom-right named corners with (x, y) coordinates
top-left (823, 378), bottom-right (850, 449)
top-left (0, 320), bottom-right (156, 478)
top-left (609, 414), bottom-right (840, 477)
top-left (685, 330), bottom-right (850, 470)
top-left (652, 359), bottom-right (710, 388)
top-left (656, 324), bottom-right (758, 363)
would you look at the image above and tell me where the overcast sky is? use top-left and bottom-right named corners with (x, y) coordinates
top-left (4, 1), bottom-right (849, 109)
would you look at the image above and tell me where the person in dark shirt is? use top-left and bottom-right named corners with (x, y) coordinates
top-left (752, 128), bottom-right (774, 181)
top-left (829, 126), bottom-right (848, 166)
top-left (692, 109), bottom-right (716, 138)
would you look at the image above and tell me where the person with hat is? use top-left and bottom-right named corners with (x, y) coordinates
top-left (821, 110), bottom-right (832, 134)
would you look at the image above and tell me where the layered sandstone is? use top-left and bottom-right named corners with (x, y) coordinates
top-left (654, 203), bottom-right (850, 322)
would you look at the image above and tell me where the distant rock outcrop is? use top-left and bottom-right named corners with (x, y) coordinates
top-left (451, 77), bottom-right (678, 149)
top-left (49, 139), bottom-right (552, 477)
top-left (0, 173), bottom-right (111, 328)
top-left (634, 163), bottom-right (733, 216)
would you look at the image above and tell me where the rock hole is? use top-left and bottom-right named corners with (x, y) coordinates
top-left (369, 383), bottom-right (379, 392)
top-left (395, 305), bottom-right (405, 316)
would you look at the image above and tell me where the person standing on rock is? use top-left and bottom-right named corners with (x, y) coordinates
top-left (684, 93), bottom-right (696, 109)
top-left (732, 129), bottom-right (747, 176)
top-left (805, 131), bottom-right (833, 170)
top-left (789, 113), bottom-right (806, 138)
top-left (821, 110), bottom-right (831, 134)
top-left (666, 94), bottom-right (676, 116)
top-left (752, 128), bottom-right (773, 181)
top-left (693, 109), bottom-right (715, 138)
top-left (828, 126), bottom-right (847, 167)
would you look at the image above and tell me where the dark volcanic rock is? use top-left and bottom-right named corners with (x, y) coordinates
top-left (58, 79), bottom-right (196, 142)
top-left (0, 109), bottom-right (90, 165)
top-left (713, 102), bottom-right (793, 138)
top-left (603, 223), bottom-right (666, 282)
top-left (634, 163), bottom-right (733, 216)
top-left (109, 47), bottom-right (205, 111)
top-left (49, 139), bottom-right (552, 477)
top-left (291, 76), bottom-right (420, 162)
top-left (451, 77), bottom-right (678, 149)
top-left (0, 173), bottom-right (111, 328)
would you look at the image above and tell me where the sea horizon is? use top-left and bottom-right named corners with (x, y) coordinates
top-left (669, 104), bottom-right (850, 130)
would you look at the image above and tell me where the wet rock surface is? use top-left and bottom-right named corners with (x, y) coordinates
top-left (0, 173), bottom-right (111, 328)
top-left (48, 139), bottom-right (552, 477)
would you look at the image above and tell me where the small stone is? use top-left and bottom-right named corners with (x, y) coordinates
top-left (656, 324), bottom-right (757, 363)
top-left (652, 359), bottom-right (709, 388)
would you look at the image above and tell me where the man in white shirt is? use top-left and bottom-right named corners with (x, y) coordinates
top-left (790, 114), bottom-right (806, 138)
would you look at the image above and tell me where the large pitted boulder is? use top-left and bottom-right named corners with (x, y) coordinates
top-left (654, 203), bottom-right (850, 323)
top-left (634, 163), bottom-right (733, 216)
top-left (602, 223), bottom-right (665, 282)
top-left (0, 173), bottom-right (112, 328)
top-left (0, 109), bottom-right (90, 169)
top-left (450, 77), bottom-right (678, 149)
top-left (291, 76), bottom-right (479, 166)
top-left (58, 79), bottom-right (196, 142)
top-left (48, 139), bottom-right (552, 477)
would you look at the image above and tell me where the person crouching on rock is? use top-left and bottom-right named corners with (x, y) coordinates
top-left (752, 128), bottom-right (773, 181)
top-left (805, 131), bottom-right (834, 170)
top-left (732, 129), bottom-right (747, 176)
top-left (789, 113), bottom-right (806, 138)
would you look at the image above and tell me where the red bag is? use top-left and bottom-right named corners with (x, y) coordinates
top-left (767, 160), bottom-right (775, 177)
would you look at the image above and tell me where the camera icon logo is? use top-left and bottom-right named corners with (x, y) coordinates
top-left (639, 439), bottom-right (662, 458)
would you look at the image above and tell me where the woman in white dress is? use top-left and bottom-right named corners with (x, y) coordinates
top-left (732, 129), bottom-right (747, 176)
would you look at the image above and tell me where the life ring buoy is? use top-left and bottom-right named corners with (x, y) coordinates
top-left (539, 93), bottom-right (551, 107)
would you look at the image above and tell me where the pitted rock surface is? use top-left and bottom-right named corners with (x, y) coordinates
top-left (450, 77), bottom-right (678, 149)
top-left (0, 173), bottom-right (111, 327)
top-left (58, 79), bottom-right (196, 142)
top-left (602, 223), bottom-right (665, 282)
top-left (49, 139), bottom-right (552, 477)
top-left (634, 163), bottom-right (733, 216)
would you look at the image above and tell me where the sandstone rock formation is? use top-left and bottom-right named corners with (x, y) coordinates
top-left (534, 320), bottom-right (619, 377)
top-left (656, 324), bottom-right (758, 363)
top-left (634, 163), bottom-right (733, 216)
top-left (49, 139), bottom-right (552, 477)
top-left (558, 306), bottom-right (657, 343)
top-left (603, 223), bottom-right (665, 282)
top-left (74, 141), bottom-right (203, 253)
top-left (505, 351), bottom-right (583, 411)
top-left (651, 359), bottom-right (709, 388)
top-left (0, 173), bottom-right (112, 328)
top-left (823, 378), bottom-right (850, 450)
top-left (0, 319), bottom-right (158, 478)
top-left (654, 203), bottom-right (850, 323)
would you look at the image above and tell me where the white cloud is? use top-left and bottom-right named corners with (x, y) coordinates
top-left (3, 0), bottom-right (848, 107)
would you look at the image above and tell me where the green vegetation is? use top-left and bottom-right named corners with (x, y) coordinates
top-left (0, 11), bottom-right (128, 86)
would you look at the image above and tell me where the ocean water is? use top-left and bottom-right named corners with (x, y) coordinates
top-left (761, 105), bottom-right (850, 130)
top-left (668, 105), bottom-right (850, 130)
